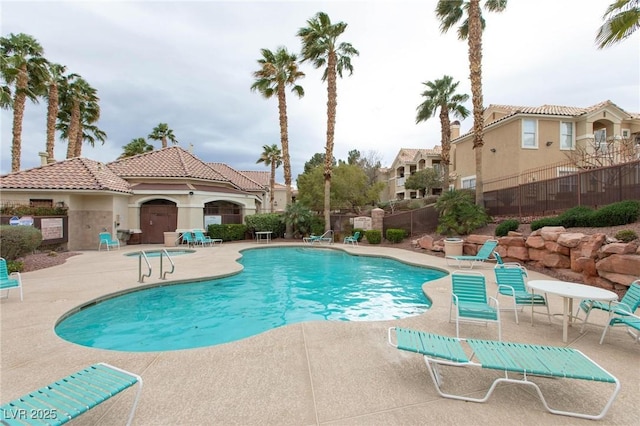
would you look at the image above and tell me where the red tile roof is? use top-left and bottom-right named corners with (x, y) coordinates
top-left (107, 146), bottom-right (228, 182)
top-left (209, 163), bottom-right (265, 191)
top-left (0, 157), bottom-right (132, 193)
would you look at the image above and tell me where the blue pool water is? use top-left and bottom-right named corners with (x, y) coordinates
top-left (55, 247), bottom-right (445, 352)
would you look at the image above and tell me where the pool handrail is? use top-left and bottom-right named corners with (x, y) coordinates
top-left (138, 251), bottom-right (152, 283)
top-left (160, 249), bottom-right (175, 280)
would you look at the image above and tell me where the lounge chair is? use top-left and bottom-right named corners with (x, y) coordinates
top-left (0, 363), bottom-right (143, 425)
top-left (579, 280), bottom-right (640, 333)
top-left (446, 239), bottom-right (498, 269)
top-left (98, 232), bottom-right (120, 251)
top-left (494, 263), bottom-right (550, 325)
top-left (388, 327), bottom-right (620, 420)
top-left (450, 270), bottom-right (501, 340)
top-left (0, 257), bottom-right (23, 301)
top-left (181, 231), bottom-right (196, 247)
top-left (600, 307), bottom-right (640, 344)
top-left (343, 231), bottom-right (360, 246)
top-left (303, 230), bottom-right (334, 244)
top-left (193, 229), bottom-right (222, 246)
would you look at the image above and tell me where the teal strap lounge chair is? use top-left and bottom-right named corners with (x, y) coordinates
top-left (579, 280), bottom-right (640, 333)
top-left (0, 363), bottom-right (143, 426)
top-left (193, 229), bottom-right (222, 246)
top-left (181, 231), bottom-right (196, 247)
top-left (0, 257), bottom-right (22, 301)
top-left (450, 270), bottom-right (501, 340)
top-left (446, 239), bottom-right (498, 269)
top-left (494, 264), bottom-right (550, 325)
top-left (343, 231), bottom-right (360, 246)
top-left (388, 327), bottom-right (620, 420)
top-left (98, 232), bottom-right (120, 251)
top-left (600, 307), bottom-right (640, 344)
top-left (303, 230), bottom-right (334, 244)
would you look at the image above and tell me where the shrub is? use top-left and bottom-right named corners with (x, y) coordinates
top-left (0, 225), bottom-right (43, 260)
top-left (434, 189), bottom-right (491, 236)
top-left (407, 200), bottom-right (423, 210)
top-left (244, 213), bottom-right (285, 237)
top-left (365, 230), bottom-right (382, 244)
top-left (281, 203), bottom-right (314, 237)
top-left (495, 219), bottom-right (519, 237)
top-left (7, 260), bottom-right (23, 273)
top-left (207, 224), bottom-right (248, 241)
top-left (385, 228), bottom-right (407, 243)
top-left (614, 229), bottom-right (638, 242)
top-left (558, 206), bottom-right (594, 228)
top-left (589, 200), bottom-right (640, 227)
top-left (530, 217), bottom-right (561, 231)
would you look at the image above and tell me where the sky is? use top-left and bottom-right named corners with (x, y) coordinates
top-left (1, 0), bottom-right (639, 183)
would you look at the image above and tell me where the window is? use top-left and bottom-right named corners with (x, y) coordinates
top-left (621, 129), bottom-right (630, 139)
top-left (560, 122), bottom-right (574, 150)
top-left (594, 128), bottom-right (607, 150)
top-left (461, 176), bottom-right (476, 189)
top-left (522, 119), bottom-right (537, 148)
top-left (30, 199), bottom-right (53, 207)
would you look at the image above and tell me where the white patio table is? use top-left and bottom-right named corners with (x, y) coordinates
top-left (527, 280), bottom-right (618, 342)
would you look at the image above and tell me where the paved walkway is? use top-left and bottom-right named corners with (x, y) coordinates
top-left (1, 242), bottom-right (637, 425)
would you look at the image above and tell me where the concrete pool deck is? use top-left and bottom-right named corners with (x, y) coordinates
top-left (1, 242), bottom-right (638, 425)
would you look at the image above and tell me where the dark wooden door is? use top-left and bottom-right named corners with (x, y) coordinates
top-left (140, 202), bottom-right (177, 244)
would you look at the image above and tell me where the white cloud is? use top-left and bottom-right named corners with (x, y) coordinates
top-left (2, 0), bottom-right (639, 183)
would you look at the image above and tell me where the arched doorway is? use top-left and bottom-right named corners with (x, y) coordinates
top-left (140, 199), bottom-right (178, 244)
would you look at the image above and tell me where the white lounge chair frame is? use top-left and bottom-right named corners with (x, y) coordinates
top-left (388, 327), bottom-right (620, 421)
top-left (0, 257), bottom-right (23, 301)
top-left (446, 239), bottom-right (498, 269)
top-left (303, 230), bottom-right (334, 244)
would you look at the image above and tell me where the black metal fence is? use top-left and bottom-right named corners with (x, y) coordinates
top-left (382, 206), bottom-right (439, 237)
top-left (485, 160), bottom-right (640, 217)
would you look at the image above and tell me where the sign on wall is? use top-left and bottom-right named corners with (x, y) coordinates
top-left (353, 216), bottom-right (372, 231)
top-left (204, 215), bottom-right (222, 227)
top-left (41, 218), bottom-right (64, 240)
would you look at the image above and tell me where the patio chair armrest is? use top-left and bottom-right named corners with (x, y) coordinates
top-left (488, 295), bottom-right (500, 310)
top-left (497, 284), bottom-right (516, 296)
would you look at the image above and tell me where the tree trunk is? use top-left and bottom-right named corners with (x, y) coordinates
top-left (66, 101), bottom-right (80, 159)
top-left (468, 0), bottom-right (484, 207)
top-left (269, 162), bottom-right (276, 212)
top-left (162, 136), bottom-right (167, 149)
top-left (324, 52), bottom-right (338, 232)
top-left (74, 121), bottom-right (83, 157)
top-left (277, 82), bottom-right (293, 238)
top-left (11, 64), bottom-right (29, 172)
top-left (46, 83), bottom-right (58, 161)
top-left (439, 106), bottom-right (451, 189)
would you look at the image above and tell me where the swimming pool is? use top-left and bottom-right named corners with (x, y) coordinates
top-left (55, 247), bottom-right (446, 352)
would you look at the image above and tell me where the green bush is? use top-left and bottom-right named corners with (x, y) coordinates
top-left (0, 204), bottom-right (67, 216)
top-left (207, 224), bottom-right (248, 241)
top-left (244, 213), bottom-right (285, 237)
top-left (0, 225), bottom-right (43, 260)
top-left (614, 229), bottom-right (638, 242)
top-left (407, 200), bottom-right (423, 210)
top-left (7, 260), bottom-right (23, 273)
top-left (495, 219), bottom-right (519, 237)
top-left (434, 189), bottom-right (491, 236)
top-left (385, 228), bottom-right (407, 243)
top-left (530, 216), bottom-right (560, 231)
top-left (365, 230), bottom-right (382, 244)
top-left (558, 206), bottom-right (594, 228)
top-left (589, 200), bottom-right (640, 227)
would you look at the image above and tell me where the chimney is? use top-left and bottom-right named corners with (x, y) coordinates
top-left (451, 121), bottom-right (461, 140)
top-left (38, 152), bottom-right (48, 166)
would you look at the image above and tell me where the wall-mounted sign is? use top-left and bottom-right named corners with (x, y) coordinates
top-left (18, 216), bottom-right (34, 226)
top-left (9, 216), bottom-right (20, 226)
top-left (41, 218), bottom-right (64, 240)
top-left (204, 215), bottom-right (222, 227)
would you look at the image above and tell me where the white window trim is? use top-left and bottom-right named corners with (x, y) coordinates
top-left (559, 121), bottom-right (575, 150)
top-left (461, 175), bottom-right (476, 189)
top-left (522, 119), bottom-right (538, 149)
top-left (621, 129), bottom-right (631, 139)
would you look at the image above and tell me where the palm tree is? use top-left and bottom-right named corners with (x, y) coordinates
top-left (251, 46), bottom-right (305, 237)
top-left (596, 0), bottom-right (639, 48)
top-left (44, 63), bottom-right (66, 161)
top-left (119, 137), bottom-right (154, 159)
top-left (58, 74), bottom-right (101, 158)
top-left (148, 123), bottom-right (178, 148)
top-left (256, 144), bottom-right (282, 212)
top-left (416, 75), bottom-right (470, 188)
top-left (0, 33), bottom-right (48, 172)
top-left (436, 0), bottom-right (507, 207)
top-left (297, 12), bottom-right (359, 232)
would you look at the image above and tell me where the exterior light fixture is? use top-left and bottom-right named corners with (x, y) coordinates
top-left (490, 148), bottom-right (496, 153)
top-left (546, 141), bottom-right (553, 146)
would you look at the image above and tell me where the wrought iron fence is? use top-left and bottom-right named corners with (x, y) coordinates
top-left (382, 206), bottom-right (439, 237)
